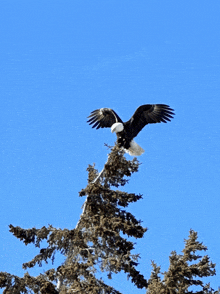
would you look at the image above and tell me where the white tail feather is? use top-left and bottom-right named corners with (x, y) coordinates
top-left (125, 140), bottom-right (145, 156)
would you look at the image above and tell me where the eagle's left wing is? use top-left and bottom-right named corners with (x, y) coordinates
top-left (124, 104), bottom-right (175, 139)
top-left (87, 108), bottom-right (123, 129)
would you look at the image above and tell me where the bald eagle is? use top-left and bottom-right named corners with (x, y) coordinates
top-left (87, 104), bottom-right (175, 156)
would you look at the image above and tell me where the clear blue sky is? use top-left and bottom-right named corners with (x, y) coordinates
top-left (1, 1), bottom-right (220, 293)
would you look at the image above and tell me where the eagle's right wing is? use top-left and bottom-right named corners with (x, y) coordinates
top-left (87, 108), bottom-right (123, 129)
top-left (125, 104), bottom-right (175, 139)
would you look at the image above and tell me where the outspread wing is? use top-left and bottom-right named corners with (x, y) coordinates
top-left (124, 104), bottom-right (175, 138)
top-left (87, 108), bottom-right (123, 129)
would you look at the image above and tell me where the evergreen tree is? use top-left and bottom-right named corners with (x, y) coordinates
top-left (147, 230), bottom-right (219, 294)
top-left (0, 146), bottom-right (218, 293)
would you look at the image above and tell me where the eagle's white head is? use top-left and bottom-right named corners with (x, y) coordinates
top-left (111, 122), bottom-right (124, 133)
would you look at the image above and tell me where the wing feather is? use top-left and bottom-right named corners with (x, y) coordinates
top-left (124, 104), bottom-right (175, 138)
top-left (87, 108), bottom-right (123, 129)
